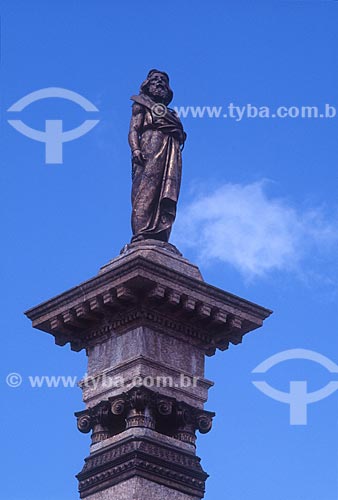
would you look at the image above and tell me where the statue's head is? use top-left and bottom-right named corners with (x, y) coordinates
top-left (140, 69), bottom-right (173, 106)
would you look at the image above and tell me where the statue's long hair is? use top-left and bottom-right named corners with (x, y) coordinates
top-left (140, 69), bottom-right (173, 106)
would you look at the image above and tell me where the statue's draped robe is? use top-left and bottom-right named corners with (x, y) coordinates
top-left (130, 94), bottom-right (186, 242)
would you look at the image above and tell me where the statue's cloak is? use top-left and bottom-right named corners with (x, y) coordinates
top-left (130, 94), bottom-right (186, 242)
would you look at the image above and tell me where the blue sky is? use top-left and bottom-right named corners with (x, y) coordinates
top-left (1, 1), bottom-right (338, 499)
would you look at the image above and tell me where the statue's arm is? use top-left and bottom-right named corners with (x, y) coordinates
top-left (128, 103), bottom-right (145, 165)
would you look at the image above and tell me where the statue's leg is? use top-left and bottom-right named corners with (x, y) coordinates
top-left (131, 161), bottom-right (163, 239)
top-left (131, 132), bottom-right (168, 240)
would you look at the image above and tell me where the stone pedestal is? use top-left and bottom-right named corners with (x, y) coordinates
top-left (25, 241), bottom-right (271, 499)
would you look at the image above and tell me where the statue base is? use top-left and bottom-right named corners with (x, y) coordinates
top-left (25, 241), bottom-right (271, 499)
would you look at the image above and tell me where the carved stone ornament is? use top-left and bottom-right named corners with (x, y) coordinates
top-left (75, 386), bottom-right (215, 446)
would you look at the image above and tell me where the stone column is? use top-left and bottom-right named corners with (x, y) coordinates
top-left (25, 241), bottom-right (271, 499)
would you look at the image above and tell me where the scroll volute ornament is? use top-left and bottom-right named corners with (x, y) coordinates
top-left (77, 413), bottom-right (92, 434)
top-left (196, 413), bottom-right (213, 434)
top-left (157, 399), bottom-right (173, 416)
top-left (111, 398), bottom-right (126, 416)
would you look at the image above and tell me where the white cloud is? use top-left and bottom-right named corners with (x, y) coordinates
top-left (173, 181), bottom-right (338, 279)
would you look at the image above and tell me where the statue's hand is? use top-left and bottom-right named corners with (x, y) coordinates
top-left (132, 149), bottom-right (144, 166)
top-left (178, 131), bottom-right (187, 146)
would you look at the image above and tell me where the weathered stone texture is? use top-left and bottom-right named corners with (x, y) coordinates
top-left (86, 326), bottom-right (205, 376)
top-left (85, 477), bottom-right (200, 500)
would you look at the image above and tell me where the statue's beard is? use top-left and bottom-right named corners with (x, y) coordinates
top-left (147, 84), bottom-right (169, 103)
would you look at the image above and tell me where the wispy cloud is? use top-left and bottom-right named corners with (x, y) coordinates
top-left (173, 181), bottom-right (338, 280)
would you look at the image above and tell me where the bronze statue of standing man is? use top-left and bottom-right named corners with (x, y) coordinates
top-left (128, 70), bottom-right (186, 243)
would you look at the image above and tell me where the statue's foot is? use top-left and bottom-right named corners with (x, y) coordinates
top-left (122, 238), bottom-right (182, 257)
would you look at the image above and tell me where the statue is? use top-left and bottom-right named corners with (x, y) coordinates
top-left (128, 70), bottom-right (186, 243)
